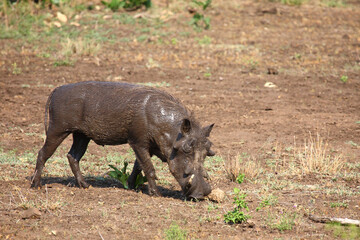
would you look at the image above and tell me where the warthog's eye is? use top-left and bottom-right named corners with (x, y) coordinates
top-left (183, 173), bottom-right (190, 178)
top-left (182, 138), bottom-right (195, 153)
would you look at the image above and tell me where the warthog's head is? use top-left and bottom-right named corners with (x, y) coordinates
top-left (169, 118), bottom-right (215, 199)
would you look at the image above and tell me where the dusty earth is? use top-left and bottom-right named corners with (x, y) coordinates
top-left (0, 0), bottom-right (360, 239)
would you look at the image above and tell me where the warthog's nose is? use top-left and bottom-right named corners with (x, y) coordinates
top-left (186, 175), bottom-right (211, 200)
top-left (203, 182), bottom-right (212, 196)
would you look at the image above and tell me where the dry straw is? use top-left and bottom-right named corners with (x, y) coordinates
top-left (296, 133), bottom-right (345, 175)
top-left (225, 133), bottom-right (345, 182)
top-left (61, 38), bottom-right (101, 57)
top-left (225, 153), bottom-right (263, 181)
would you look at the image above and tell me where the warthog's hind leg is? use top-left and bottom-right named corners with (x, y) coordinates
top-left (67, 132), bottom-right (90, 188)
top-left (31, 131), bottom-right (69, 188)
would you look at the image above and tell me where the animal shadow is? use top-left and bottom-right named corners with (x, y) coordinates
top-left (27, 175), bottom-right (184, 200)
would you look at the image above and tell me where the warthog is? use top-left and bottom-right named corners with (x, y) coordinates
top-left (31, 81), bottom-right (215, 199)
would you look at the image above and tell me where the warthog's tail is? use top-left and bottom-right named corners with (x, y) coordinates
top-left (44, 89), bottom-right (56, 134)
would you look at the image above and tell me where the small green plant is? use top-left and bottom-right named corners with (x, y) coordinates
top-left (11, 63), bottom-right (22, 75)
top-left (224, 188), bottom-right (250, 224)
top-left (236, 173), bottom-right (245, 184)
top-left (190, 0), bottom-right (212, 30)
top-left (266, 211), bottom-right (297, 232)
top-left (256, 194), bottom-right (278, 211)
top-left (246, 59), bottom-right (259, 71)
top-left (203, 72), bottom-right (211, 78)
top-left (53, 59), bottom-right (74, 67)
top-left (322, 0), bottom-right (345, 7)
top-left (207, 202), bottom-right (218, 212)
top-left (340, 75), bottom-right (348, 83)
top-left (171, 38), bottom-right (178, 45)
top-left (108, 162), bottom-right (130, 188)
top-left (294, 53), bottom-right (302, 60)
top-left (196, 35), bottom-right (212, 45)
top-left (108, 162), bottom-right (147, 189)
top-left (280, 0), bottom-right (304, 5)
top-left (330, 201), bottom-right (348, 208)
top-left (164, 222), bottom-right (187, 240)
top-left (102, 0), bottom-right (151, 11)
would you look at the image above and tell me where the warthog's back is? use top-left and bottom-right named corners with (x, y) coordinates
top-left (48, 81), bottom-right (189, 145)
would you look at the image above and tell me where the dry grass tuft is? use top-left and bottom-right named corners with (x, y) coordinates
top-left (295, 133), bottom-right (345, 175)
top-left (225, 154), bottom-right (263, 181)
top-left (61, 37), bottom-right (101, 58)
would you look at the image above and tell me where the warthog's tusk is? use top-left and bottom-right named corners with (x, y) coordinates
top-left (188, 174), bottom-right (195, 185)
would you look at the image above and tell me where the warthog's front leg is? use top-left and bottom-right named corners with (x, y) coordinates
top-left (131, 146), bottom-right (161, 196)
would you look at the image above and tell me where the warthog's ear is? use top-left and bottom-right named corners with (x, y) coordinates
top-left (203, 123), bottom-right (214, 137)
top-left (181, 118), bottom-right (192, 136)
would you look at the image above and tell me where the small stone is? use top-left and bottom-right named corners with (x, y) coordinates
top-left (342, 34), bottom-right (350, 40)
top-left (264, 82), bottom-right (277, 88)
top-left (207, 188), bottom-right (225, 203)
top-left (22, 208), bottom-right (41, 219)
top-left (56, 12), bottom-right (68, 23)
top-left (103, 15), bottom-right (112, 20)
top-left (70, 22), bottom-right (80, 27)
top-left (53, 21), bottom-right (62, 28)
top-left (246, 220), bottom-right (255, 228)
top-left (267, 68), bottom-right (278, 75)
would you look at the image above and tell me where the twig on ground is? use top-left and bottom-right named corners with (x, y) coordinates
top-left (308, 214), bottom-right (360, 226)
top-left (98, 230), bottom-right (105, 240)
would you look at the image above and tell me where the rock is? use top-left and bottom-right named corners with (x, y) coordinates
top-left (257, 7), bottom-right (278, 15)
top-left (246, 220), bottom-right (255, 228)
top-left (207, 188), bottom-right (225, 203)
top-left (22, 208), bottom-right (41, 219)
top-left (53, 21), bottom-right (62, 28)
top-left (56, 12), bottom-right (68, 23)
top-left (70, 22), bottom-right (80, 27)
top-left (264, 82), bottom-right (277, 88)
top-left (267, 68), bottom-right (278, 75)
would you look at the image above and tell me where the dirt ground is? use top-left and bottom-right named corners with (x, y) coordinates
top-left (0, 0), bottom-right (360, 239)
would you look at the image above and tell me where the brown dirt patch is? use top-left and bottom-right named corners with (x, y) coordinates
top-left (1, 0), bottom-right (359, 239)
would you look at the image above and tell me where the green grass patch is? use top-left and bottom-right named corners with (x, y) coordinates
top-left (322, 0), bottom-right (346, 7)
top-left (266, 211), bottom-right (297, 232)
top-left (53, 59), bottom-right (75, 67)
top-left (164, 222), bottom-right (187, 240)
top-left (113, 13), bottom-right (136, 24)
top-left (330, 201), bottom-right (349, 208)
top-left (326, 222), bottom-right (360, 240)
top-left (196, 35), bottom-right (212, 45)
top-left (256, 194), bottom-right (278, 211)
